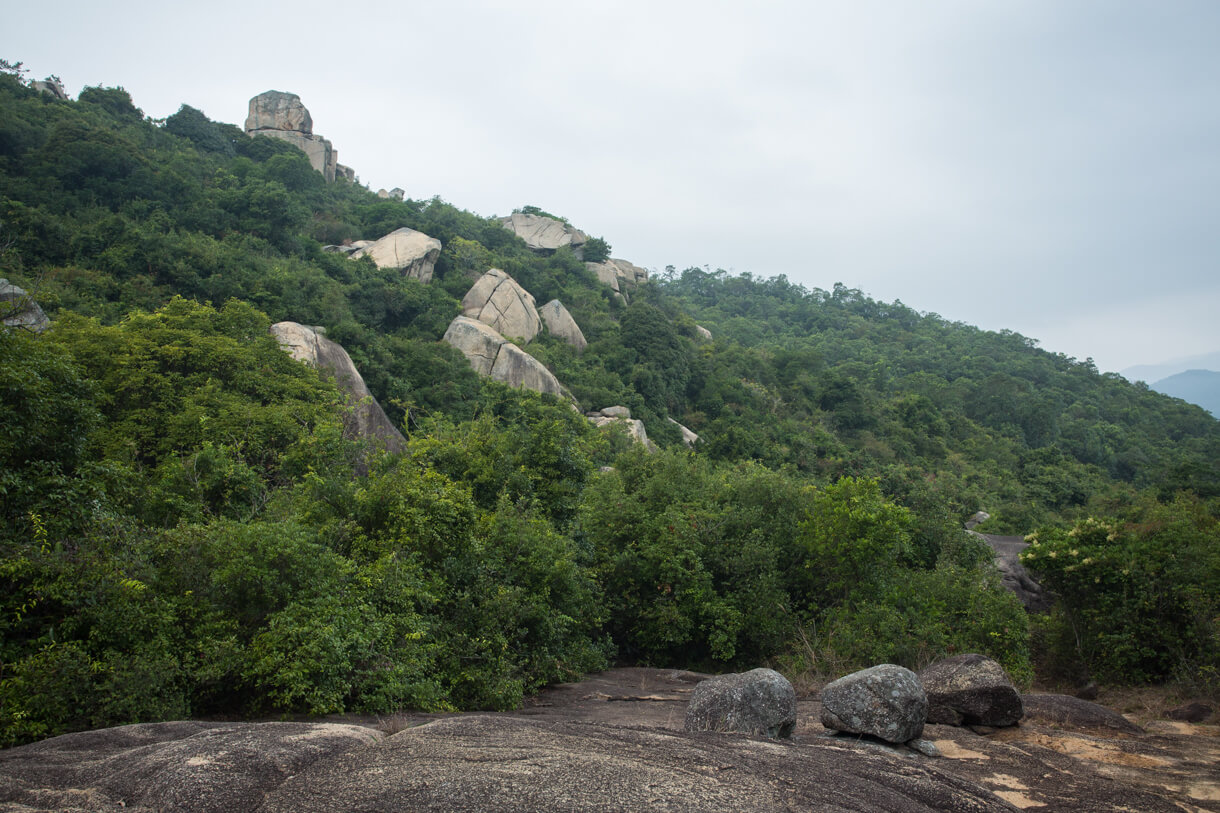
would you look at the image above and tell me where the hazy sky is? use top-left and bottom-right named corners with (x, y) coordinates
top-left (5, 0), bottom-right (1219, 373)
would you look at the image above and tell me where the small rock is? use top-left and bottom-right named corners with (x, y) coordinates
top-left (820, 664), bottom-right (927, 744)
top-left (907, 738), bottom-right (941, 757)
top-left (1165, 702), bottom-right (1213, 723)
top-left (684, 668), bottom-right (796, 739)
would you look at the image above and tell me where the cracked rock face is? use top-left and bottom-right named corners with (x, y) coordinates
top-left (821, 664), bottom-right (928, 743)
top-left (349, 228), bottom-right (442, 283)
top-left (270, 322), bottom-right (405, 453)
top-left (443, 316), bottom-right (569, 401)
top-left (461, 269), bottom-right (541, 341)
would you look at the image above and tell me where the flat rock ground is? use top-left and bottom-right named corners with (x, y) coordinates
top-left (0, 668), bottom-right (1216, 812)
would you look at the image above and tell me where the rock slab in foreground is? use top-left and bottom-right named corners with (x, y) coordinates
top-left (821, 664), bottom-right (928, 743)
top-left (270, 322), bottom-right (406, 453)
top-left (683, 667), bottom-right (796, 738)
top-left (259, 715), bottom-right (1013, 812)
top-left (919, 653), bottom-right (1024, 727)
top-left (0, 720), bottom-right (382, 813)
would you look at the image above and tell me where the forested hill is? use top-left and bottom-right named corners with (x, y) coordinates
top-left (2, 70), bottom-right (1217, 746)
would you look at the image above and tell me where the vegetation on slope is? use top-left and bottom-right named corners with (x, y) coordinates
top-left (1, 67), bottom-right (1217, 745)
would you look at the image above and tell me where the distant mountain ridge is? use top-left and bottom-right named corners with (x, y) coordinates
top-left (1122, 351), bottom-right (1220, 384)
top-left (1151, 369), bottom-right (1220, 418)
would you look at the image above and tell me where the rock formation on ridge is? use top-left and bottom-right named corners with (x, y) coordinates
top-left (348, 228), bottom-right (442, 283)
top-left (245, 91), bottom-right (338, 182)
top-left (500, 212), bottom-right (588, 253)
top-left (587, 257), bottom-right (649, 302)
top-left (270, 322), bottom-right (406, 453)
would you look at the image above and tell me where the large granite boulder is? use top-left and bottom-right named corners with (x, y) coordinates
top-left (684, 668), bottom-right (796, 739)
top-left (245, 90), bottom-right (338, 182)
top-left (461, 269), bottom-right (541, 341)
top-left (919, 654), bottom-right (1024, 727)
top-left (270, 322), bottom-right (406, 453)
top-left (500, 212), bottom-right (588, 253)
top-left (587, 258), bottom-right (648, 301)
top-left (349, 227), bottom-right (442, 283)
top-left (30, 77), bottom-right (68, 100)
top-left (820, 664), bottom-right (928, 743)
top-left (0, 720), bottom-right (382, 813)
top-left (539, 299), bottom-right (587, 350)
top-left (443, 316), bottom-right (570, 402)
top-left (0, 279), bottom-right (50, 332)
top-left (587, 406), bottom-right (656, 451)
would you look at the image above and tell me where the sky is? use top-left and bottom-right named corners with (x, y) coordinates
top-left (5, 0), bottom-right (1219, 375)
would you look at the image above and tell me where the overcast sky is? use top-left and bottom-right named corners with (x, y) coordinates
top-left (5, 0), bottom-right (1219, 374)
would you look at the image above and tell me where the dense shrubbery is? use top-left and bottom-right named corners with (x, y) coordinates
top-left (2, 70), bottom-right (1217, 745)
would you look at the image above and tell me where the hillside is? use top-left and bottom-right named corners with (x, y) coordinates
top-left (1, 70), bottom-right (1217, 745)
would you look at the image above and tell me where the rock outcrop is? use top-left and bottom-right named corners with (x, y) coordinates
top-left (1020, 693), bottom-right (1144, 734)
top-left (0, 720), bottom-right (381, 813)
top-left (695, 324), bottom-right (713, 342)
top-left (270, 322), bottom-right (406, 453)
top-left (587, 406), bottom-right (656, 451)
top-left (683, 668), bottom-right (796, 738)
top-left (245, 91), bottom-right (338, 182)
top-left (0, 279), bottom-right (50, 332)
top-left (820, 664), bottom-right (928, 743)
top-left (30, 77), bottom-right (68, 100)
top-left (972, 532), bottom-right (1050, 612)
top-left (587, 258), bottom-right (649, 301)
top-left (349, 228), bottom-right (442, 283)
top-left (461, 269), bottom-right (541, 341)
top-left (919, 654), bottom-right (1024, 727)
top-left (667, 417), bottom-right (700, 447)
top-left (500, 212), bottom-right (588, 253)
top-left (538, 299), bottom-right (587, 350)
top-left (443, 316), bottom-right (570, 402)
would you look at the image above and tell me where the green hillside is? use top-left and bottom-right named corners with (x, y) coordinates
top-left (1, 69), bottom-right (1216, 745)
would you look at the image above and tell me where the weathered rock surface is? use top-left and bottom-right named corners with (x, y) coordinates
top-left (461, 269), bottom-right (541, 341)
top-left (972, 532), bottom-right (1050, 612)
top-left (695, 324), bottom-right (713, 341)
top-left (30, 77), bottom-right (68, 100)
top-left (335, 164), bottom-right (355, 182)
top-left (668, 417), bottom-right (700, 447)
top-left (264, 714), bottom-right (1013, 812)
top-left (821, 664), bottom-right (928, 743)
top-left (684, 668), bottom-right (796, 738)
top-left (919, 654), bottom-right (1024, 727)
top-left (500, 212), bottom-right (588, 253)
top-left (587, 406), bottom-right (656, 451)
top-left (587, 258), bottom-right (648, 301)
top-left (3, 668), bottom-right (1216, 812)
top-left (349, 227), bottom-right (442, 283)
top-left (0, 720), bottom-right (381, 813)
top-left (965, 510), bottom-right (991, 530)
top-left (270, 322), bottom-right (406, 453)
top-left (245, 91), bottom-right (337, 182)
top-left (1020, 693), bottom-right (1145, 735)
top-left (538, 299), bottom-right (587, 350)
top-left (443, 316), bottom-right (570, 402)
top-left (0, 279), bottom-right (50, 332)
